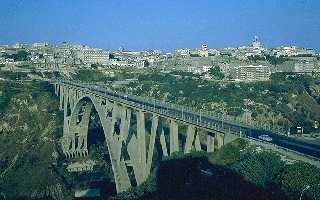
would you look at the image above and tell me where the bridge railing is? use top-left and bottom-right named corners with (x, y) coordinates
top-left (131, 91), bottom-right (287, 135)
top-left (58, 80), bottom-right (285, 136)
top-left (245, 135), bottom-right (320, 163)
top-left (58, 80), bottom-right (243, 136)
top-left (55, 81), bottom-right (320, 165)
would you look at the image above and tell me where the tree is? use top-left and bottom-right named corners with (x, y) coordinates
top-left (266, 55), bottom-right (287, 68)
top-left (247, 55), bottom-right (265, 63)
top-left (209, 66), bottom-right (225, 79)
top-left (91, 63), bottom-right (98, 69)
top-left (5, 50), bottom-right (29, 61)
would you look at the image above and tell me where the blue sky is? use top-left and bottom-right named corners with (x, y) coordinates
top-left (1, 0), bottom-right (320, 52)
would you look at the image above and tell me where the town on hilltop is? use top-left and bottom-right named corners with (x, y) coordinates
top-left (0, 36), bottom-right (319, 82)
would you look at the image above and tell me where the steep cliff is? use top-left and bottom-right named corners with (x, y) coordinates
top-left (0, 81), bottom-right (72, 199)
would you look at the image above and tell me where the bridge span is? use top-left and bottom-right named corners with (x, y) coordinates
top-left (53, 80), bottom-right (320, 193)
top-left (53, 81), bottom-right (243, 193)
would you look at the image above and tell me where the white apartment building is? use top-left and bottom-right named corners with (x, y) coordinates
top-left (274, 46), bottom-right (316, 57)
top-left (78, 48), bottom-right (109, 64)
top-left (32, 43), bottom-right (49, 48)
top-left (234, 65), bottom-right (271, 81)
top-left (294, 62), bottom-right (319, 73)
top-left (176, 49), bottom-right (190, 57)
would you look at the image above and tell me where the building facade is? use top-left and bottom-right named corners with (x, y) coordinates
top-left (78, 48), bottom-right (110, 64)
top-left (294, 62), bottom-right (319, 73)
top-left (233, 65), bottom-right (271, 81)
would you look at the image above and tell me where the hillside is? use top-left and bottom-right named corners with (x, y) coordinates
top-left (119, 72), bottom-right (320, 135)
top-left (0, 80), bottom-right (118, 199)
top-left (112, 139), bottom-right (320, 200)
top-left (0, 73), bottom-right (320, 199)
top-left (0, 81), bottom-right (71, 199)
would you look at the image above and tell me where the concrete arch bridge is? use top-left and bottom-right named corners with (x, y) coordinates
top-left (53, 81), bottom-right (242, 193)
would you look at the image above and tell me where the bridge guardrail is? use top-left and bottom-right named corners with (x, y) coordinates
top-left (59, 80), bottom-right (245, 136)
top-left (245, 135), bottom-right (320, 162)
top-left (55, 80), bottom-right (320, 161)
top-left (58, 81), bottom-right (289, 136)
top-left (59, 80), bottom-right (289, 137)
top-left (55, 80), bottom-right (287, 135)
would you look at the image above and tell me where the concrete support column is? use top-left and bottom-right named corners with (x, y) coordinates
top-left (194, 132), bottom-right (201, 151)
top-left (83, 133), bottom-right (88, 152)
top-left (54, 84), bottom-right (58, 95)
top-left (61, 136), bottom-right (69, 156)
top-left (70, 135), bottom-right (76, 153)
top-left (63, 92), bottom-right (69, 117)
top-left (160, 129), bottom-right (168, 157)
top-left (77, 103), bottom-right (93, 157)
top-left (59, 86), bottom-right (64, 110)
top-left (184, 125), bottom-right (195, 153)
top-left (136, 111), bottom-right (147, 181)
top-left (93, 101), bottom-right (131, 193)
top-left (120, 107), bottom-right (131, 141)
top-left (184, 125), bottom-right (201, 153)
top-left (146, 114), bottom-right (159, 174)
top-left (62, 87), bottom-right (70, 142)
top-left (207, 132), bottom-right (215, 153)
top-left (117, 106), bottom-right (131, 162)
top-left (170, 120), bottom-right (179, 154)
top-left (216, 133), bottom-right (224, 149)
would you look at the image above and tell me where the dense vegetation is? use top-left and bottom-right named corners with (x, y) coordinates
top-left (0, 81), bottom-right (70, 199)
top-left (122, 71), bottom-right (320, 134)
top-left (0, 78), bottom-right (319, 199)
top-left (71, 69), bottom-right (116, 82)
top-left (3, 50), bottom-right (29, 61)
top-left (113, 139), bottom-right (320, 200)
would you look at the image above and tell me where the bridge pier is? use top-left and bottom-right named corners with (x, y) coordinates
top-left (207, 132), bottom-right (215, 153)
top-left (55, 82), bottom-right (239, 194)
top-left (184, 125), bottom-right (201, 153)
top-left (216, 133), bottom-right (224, 149)
top-left (170, 120), bottom-right (179, 154)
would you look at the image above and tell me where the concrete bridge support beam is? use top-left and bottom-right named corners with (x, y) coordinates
top-left (216, 133), bottom-right (224, 149)
top-left (54, 84), bottom-right (58, 96)
top-left (146, 114), bottom-right (159, 175)
top-left (206, 132), bottom-right (215, 153)
top-left (184, 125), bottom-right (201, 153)
top-left (170, 120), bottom-right (179, 154)
top-left (160, 129), bottom-right (168, 157)
top-left (135, 111), bottom-right (147, 183)
top-left (55, 83), bottom-right (235, 194)
top-left (59, 86), bottom-right (64, 110)
top-left (95, 101), bottom-right (131, 193)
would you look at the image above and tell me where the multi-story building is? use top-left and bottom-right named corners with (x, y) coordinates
top-left (198, 44), bottom-right (209, 57)
top-left (236, 36), bottom-right (267, 58)
top-left (78, 48), bottom-right (110, 64)
top-left (273, 46), bottom-right (316, 57)
top-left (218, 62), bottom-right (232, 76)
top-left (176, 49), bottom-right (190, 57)
top-left (32, 43), bottom-right (49, 48)
top-left (12, 43), bottom-right (28, 49)
top-left (294, 62), bottom-right (319, 73)
top-left (233, 65), bottom-right (271, 81)
top-left (202, 66), bottom-right (213, 73)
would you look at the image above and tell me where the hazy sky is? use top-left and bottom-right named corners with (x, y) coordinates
top-left (1, 0), bottom-right (320, 52)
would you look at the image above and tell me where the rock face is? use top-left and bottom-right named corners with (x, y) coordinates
top-left (0, 81), bottom-right (70, 200)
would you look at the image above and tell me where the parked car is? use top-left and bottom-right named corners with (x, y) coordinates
top-left (258, 134), bottom-right (273, 142)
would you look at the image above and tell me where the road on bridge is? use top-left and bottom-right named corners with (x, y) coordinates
top-left (60, 81), bottom-right (320, 160)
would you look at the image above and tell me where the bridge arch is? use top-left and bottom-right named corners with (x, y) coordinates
top-left (57, 83), bottom-right (234, 193)
top-left (62, 93), bottom-right (135, 192)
